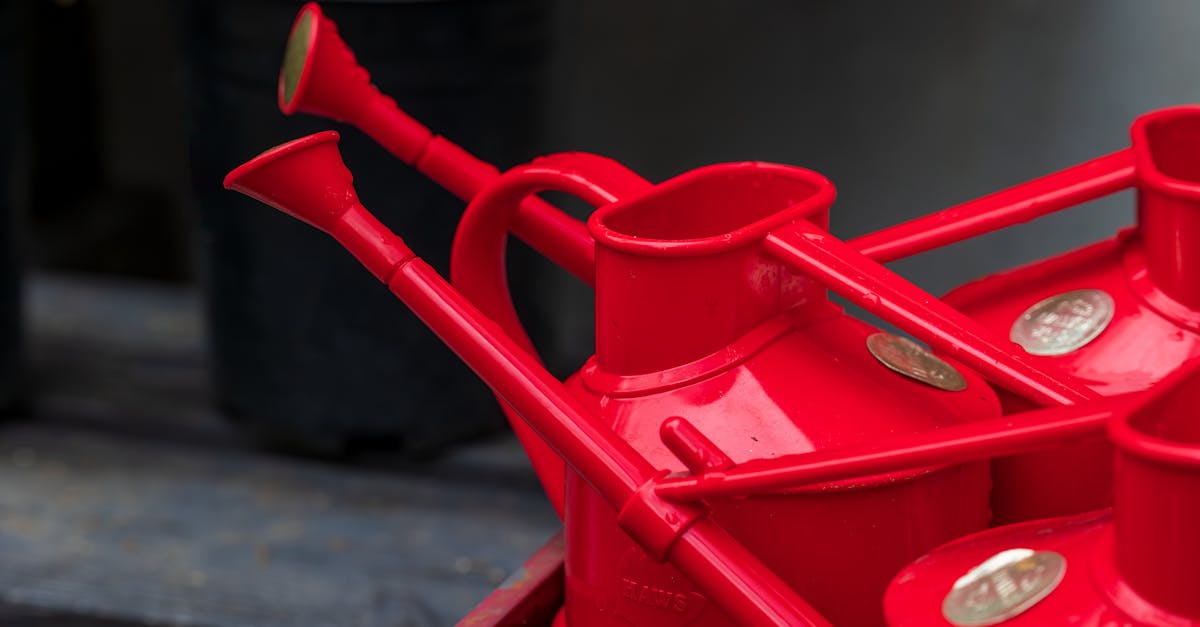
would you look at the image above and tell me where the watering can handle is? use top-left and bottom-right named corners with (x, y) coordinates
top-left (449, 152), bottom-right (653, 516)
top-left (848, 150), bottom-right (1136, 262)
top-left (765, 220), bottom-right (1097, 407)
top-left (451, 152), bottom-right (652, 356)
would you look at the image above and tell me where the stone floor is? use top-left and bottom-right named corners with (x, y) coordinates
top-left (0, 274), bottom-right (560, 626)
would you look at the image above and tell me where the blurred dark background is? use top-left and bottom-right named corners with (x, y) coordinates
top-left (0, 0), bottom-right (1198, 625)
top-left (12, 0), bottom-right (1200, 418)
top-left (10, 0), bottom-right (1200, 379)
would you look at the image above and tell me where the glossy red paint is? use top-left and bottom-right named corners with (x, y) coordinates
top-left (284, 0), bottom-right (1200, 530)
top-left (558, 159), bottom-right (1001, 626)
top-left (653, 401), bottom-right (1117, 502)
top-left (232, 8), bottom-right (1200, 623)
top-left (223, 131), bottom-right (415, 281)
top-left (857, 106), bottom-right (1200, 525)
top-left (271, 1), bottom-right (1111, 529)
top-left (762, 221), bottom-right (1095, 407)
top-left (224, 127), bottom-right (1076, 623)
top-left (222, 120), bottom-right (1124, 625)
top-left (884, 366), bottom-right (1200, 626)
top-left (224, 133), bottom-right (834, 626)
top-left (449, 153), bottom-right (655, 516)
top-left (435, 131), bottom-right (1106, 623)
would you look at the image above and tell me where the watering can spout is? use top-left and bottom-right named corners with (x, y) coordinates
top-left (275, 2), bottom-right (595, 283)
top-left (223, 131), bottom-right (414, 282)
top-left (279, 3), bottom-right (433, 164)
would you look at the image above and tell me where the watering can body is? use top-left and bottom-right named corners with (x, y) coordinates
top-left (945, 233), bottom-right (1200, 524)
top-left (543, 161), bottom-right (998, 626)
top-left (560, 327), bottom-right (995, 627)
top-left (224, 135), bottom-right (1016, 625)
top-left (224, 5), bottom-right (1152, 624)
top-left (884, 367), bottom-right (1200, 626)
top-left (893, 107), bottom-right (1200, 525)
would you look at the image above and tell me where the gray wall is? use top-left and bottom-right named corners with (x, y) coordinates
top-left (529, 0), bottom-right (1200, 361)
top-left (547, 0), bottom-right (1200, 287)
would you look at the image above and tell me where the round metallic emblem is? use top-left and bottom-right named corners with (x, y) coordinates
top-left (866, 332), bottom-right (967, 392)
top-left (942, 548), bottom-right (1067, 626)
top-left (1010, 289), bottom-right (1114, 357)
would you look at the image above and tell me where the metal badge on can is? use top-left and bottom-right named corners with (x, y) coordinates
top-left (866, 332), bottom-right (967, 392)
top-left (1010, 289), bottom-right (1114, 357)
top-left (942, 548), bottom-right (1066, 626)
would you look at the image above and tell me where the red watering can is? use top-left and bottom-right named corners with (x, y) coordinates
top-left (224, 125), bottom-right (1094, 624)
top-left (227, 3), bottom-right (1200, 624)
top-left (855, 106), bottom-right (1200, 524)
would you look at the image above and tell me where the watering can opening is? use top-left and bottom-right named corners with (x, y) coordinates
top-left (1130, 106), bottom-right (1200, 311)
top-left (223, 131), bottom-right (354, 233)
top-left (585, 163), bottom-right (837, 375)
top-left (589, 162), bottom-right (834, 253)
top-left (1133, 106), bottom-right (1200, 192)
top-left (1107, 365), bottom-right (1200, 621)
top-left (280, 5), bottom-right (316, 109)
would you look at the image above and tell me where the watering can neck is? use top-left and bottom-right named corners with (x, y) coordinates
top-left (1134, 187), bottom-right (1200, 310)
top-left (1108, 377), bottom-right (1200, 620)
top-left (592, 239), bottom-right (831, 376)
top-left (1131, 106), bottom-right (1200, 311)
top-left (586, 162), bottom-right (837, 376)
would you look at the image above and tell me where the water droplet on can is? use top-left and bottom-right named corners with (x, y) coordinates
top-left (1010, 289), bottom-right (1114, 356)
top-left (942, 548), bottom-right (1066, 626)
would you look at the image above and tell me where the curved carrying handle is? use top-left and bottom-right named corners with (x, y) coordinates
top-left (450, 153), bottom-right (653, 517)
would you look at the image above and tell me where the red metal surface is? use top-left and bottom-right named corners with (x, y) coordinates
top-left (224, 133), bottom-right (833, 627)
top-left (446, 141), bottom-right (1100, 623)
top-left (654, 401), bottom-right (1117, 502)
top-left (222, 131), bottom-right (1009, 624)
top-left (221, 118), bottom-right (1200, 625)
top-left (228, 7), bottom-right (1200, 624)
top-left (272, 0), bottom-right (1107, 528)
top-left (560, 159), bottom-right (999, 626)
top-left (852, 106), bottom-right (1200, 525)
top-left (763, 221), bottom-right (1095, 407)
top-left (450, 153), bottom-right (655, 517)
top-left (223, 130), bottom-right (1037, 624)
top-left (884, 366), bottom-right (1200, 626)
